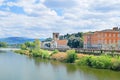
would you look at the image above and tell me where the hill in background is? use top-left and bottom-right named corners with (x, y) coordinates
top-left (0, 37), bottom-right (44, 44)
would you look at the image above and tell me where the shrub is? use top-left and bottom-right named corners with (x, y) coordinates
top-left (52, 49), bottom-right (59, 54)
top-left (21, 44), bottom-right (27, 50)
top-left (41, 50), bottom-right (50, 59)
top-left (90, 56), bottom-right (112, 69)
top-left (31, 49), bottom-right (50, 59)
top-left (111, 59), bottom-right (120, 71)
top-left (31, 49), bottom-right (42, 57)
top-left (50, 49), bottom-right (59, 56)
top-left (0, 42), bottom-right (7, 48)
top-left (66, 49), bottom-right (77, 63)
top-left (76, 55), bottom-right (112, 69)
top-left (76, 56), bottom-right (90, 66)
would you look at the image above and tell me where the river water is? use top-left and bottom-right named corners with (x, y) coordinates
top-left (0, 51), bottom-right (120, 80)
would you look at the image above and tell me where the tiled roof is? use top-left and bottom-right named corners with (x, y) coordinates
top-left (57, 40), bottom-right (68, 45)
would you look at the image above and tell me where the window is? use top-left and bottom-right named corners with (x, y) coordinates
top-left (109, 40), bottom-right (111, 44)
top-left (56, 34), bottom-right (58, 38)
top-left (87, 36), bottom-right (90, 39)
top-left (113, 34), bottom-right (115, 37)
top-left (113, 40), bottom-right (115, 43)
top-left (118, 33), bottom-right (120, 37)
top-left (118, 40), bottom-right (120, 48)
top-left (105, 34), bottom-right (107, 37)
top-left (98, 34), bottom-right (101, 38)
top-left (109, 33), bottom-right (111, 37)
top-left (98, 40), bottom-right (101, 44)
top-left (105, 40), bottom-right (107, 44)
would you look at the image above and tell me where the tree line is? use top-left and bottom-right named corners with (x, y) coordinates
top-left (0, 42), bottom-right (7, 48)
top-left (21, 39), bottom-right (40, 50)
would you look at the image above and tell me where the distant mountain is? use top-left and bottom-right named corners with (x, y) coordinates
top-left (0, 37), bottom-right (45, 44)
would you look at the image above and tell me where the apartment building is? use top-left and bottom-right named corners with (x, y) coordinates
top-left (83, 27), bottom-right (120, 50)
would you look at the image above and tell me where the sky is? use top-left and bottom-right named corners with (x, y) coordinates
top-left (0, 0), bottom-right (120, 38)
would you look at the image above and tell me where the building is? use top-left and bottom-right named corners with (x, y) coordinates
top-left (51, 33), bottom-right (69, 48)
top-left (83, 27), bottom-right (120, 50)
top-left (41, 33), bottom-right (69, 48)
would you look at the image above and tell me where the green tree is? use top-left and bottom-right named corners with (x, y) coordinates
top-left (34, 39), bottom-right (41, 49)
top-left (21, 44), bottom-right (27, 50)
top-left (24, 42), bottom-right (35, 49)
top-left (30, 42), bottom-right (36, 49)
top-left (0, 42), bottom-right (7, 48)
top-left (44, 37), bottom-right (52, 42)
top-left (59, 32), bottom-right (83, 48)
top-left (25, 42), bottom-right (31, 47)
top-left (67, 36), bottom-right (83, 48)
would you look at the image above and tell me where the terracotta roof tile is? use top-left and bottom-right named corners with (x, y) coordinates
top-left (57, 40), bottom-right (68, 45)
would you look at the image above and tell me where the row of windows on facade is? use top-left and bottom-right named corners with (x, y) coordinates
top-left (92, 40), bottom-right (120, 44)
top-left (87, 33), bottom-right (120, 38)
top-left (103, 33), bottom-right (120, 37)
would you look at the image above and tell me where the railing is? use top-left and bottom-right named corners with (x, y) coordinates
top-left (42, 48), bottom-right (120, 55)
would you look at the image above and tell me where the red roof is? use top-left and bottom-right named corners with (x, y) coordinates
top-left (57, 40), bottom-right (68, 45)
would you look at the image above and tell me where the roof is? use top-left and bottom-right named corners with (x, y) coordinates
top-left (100, 27), bottom-right (120, 32)
top-left (83, 32), bottom-right (94, 36)
top-left (57, 40), bottom-right (68, 45)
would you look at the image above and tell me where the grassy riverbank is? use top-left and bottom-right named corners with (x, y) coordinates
top-left (14, 40), bottom-right (120, 71)
top-left (15, 49), bottom-right (120, 71)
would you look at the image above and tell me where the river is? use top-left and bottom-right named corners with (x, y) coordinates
top-left (0, 51), bottom-right (120, 80)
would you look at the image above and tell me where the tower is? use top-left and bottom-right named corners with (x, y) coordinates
top-left (53, 33), bottom-right (59, 41)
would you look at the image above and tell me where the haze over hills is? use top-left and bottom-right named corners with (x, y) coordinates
top-left (0, 37), bottom-right (45, 44)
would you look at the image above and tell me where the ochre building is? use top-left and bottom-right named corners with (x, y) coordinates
top-left (83, 27), bottom-right (120, 50)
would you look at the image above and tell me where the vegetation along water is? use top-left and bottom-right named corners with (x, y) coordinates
top-left (15, 40), bottom-right (120, 71)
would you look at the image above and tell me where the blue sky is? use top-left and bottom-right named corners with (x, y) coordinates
top-left (0, 0), bottom-right (120, 38)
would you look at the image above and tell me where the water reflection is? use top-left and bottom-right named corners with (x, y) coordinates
top-left (0, 51), bottom-right (120, 80)
top-left (65, 64), bottom-right (77, 74)
top-left (76, 66), bottom-right (120, 80)
top-left (0, 50), bottom-right (7, 53)
top-left (30, 57), bottom-right (120, 80)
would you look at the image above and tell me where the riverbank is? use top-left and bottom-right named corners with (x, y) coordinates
top-left (14, 49), bottom-right (120, 71)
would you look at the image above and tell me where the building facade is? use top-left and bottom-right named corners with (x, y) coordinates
top-left (52, 33), bottom-right (69, 48)
top-left (83, 27), bottom-right (120, 50)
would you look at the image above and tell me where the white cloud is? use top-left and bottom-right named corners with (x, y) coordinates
top-left (0, 0), bottom-right (120, 38)
top-left (0, 0), bottom-right (4, 5)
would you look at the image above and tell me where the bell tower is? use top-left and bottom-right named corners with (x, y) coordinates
top-left (53, 33), bottom-right (59, 41)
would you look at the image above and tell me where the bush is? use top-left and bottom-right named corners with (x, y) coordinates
top-left (111, 59), bottom-right (120, 71)
top-left (21, 44), bottom-right (27, 50)
top-left (66, 49), bottom-right (77, 63)
top-left (50, 49), bottom-right (59, 56)
top-left (0, 42), bottom-right (7, 48)
top-left (90, 56), bottom-right (112, 69)
top-left (52, 49), bottom-right (59, 54)
top-left (32, 49), bottom-right (42, 57)
top-left (76, 55), bottom-right (112, 69)
top-left (31, 49), bottom-right (50, 59)
top-left (76, 56), bottom-right (90, 66)
top-left (41, 50), bottom-right (50, 59)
